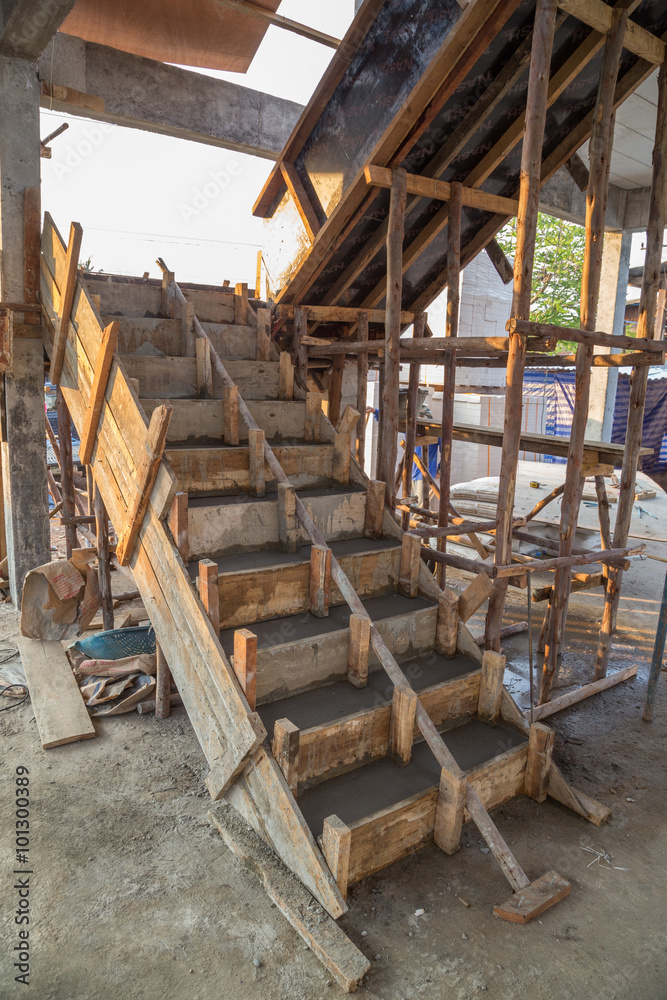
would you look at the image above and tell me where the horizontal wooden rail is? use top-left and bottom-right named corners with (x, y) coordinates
top-left (422, 543), bottom-right (645, 579)
top-left (556, 0), bottom-right (665, 63)
top-left (277, 303), bottom-right (415, 325)
top-left (365, 164), bottom-right (520, 218)
top-left (507, 318), bottom-right (666, 354)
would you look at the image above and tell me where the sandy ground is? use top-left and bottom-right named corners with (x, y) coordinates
top-left (1, 548), bottom-right (666, 1000)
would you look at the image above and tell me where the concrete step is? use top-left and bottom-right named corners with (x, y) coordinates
top-left (107, 316), bottom-right (260, 358)
top-left (166, 442), bottom-right (335, 495)
top-left (257, 650), bottom-right (482, 790)
top-left (86, 279), bottom-right (239, 324)
top-left (122, 354), bottom-right (281, 399)
top-left (190, 537), bottom-right (402, 630)
top-left (186, 485), bottom-right (367, 559)
top-left (142, 398), bottom-right (310, 444)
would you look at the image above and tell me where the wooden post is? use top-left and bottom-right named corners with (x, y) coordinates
top-left (398, 532), bottom-right (421, 598)
top-left (234, 628), bottom-right (257, 710)
top-left (78, 320), bottom-right (119, 465)
top-left (116, 404), bottom-right (172, 566)
top-left (524, 723), bottom-right (555, 802)
top-left (485, 0), bottom-right (558, 651)
top-left (234, 282), bottom-right (249, 325)
top-left (438, 182), bottom-right (462, 585)
top-left (278, 351), bottom-right (294, 400)
top-left (321, 815), bottom-right (351, 899)
top-left (378, 168), bottom-right (407, 505)
top-left (256, 307), bottom-right (271, 362)
top-left (402, 311), bottom-right (426, 530)
top-left (356, 311), bottom-right (369, 466)
top-left (272, 718), bottom-right (300, 794)
top-left (389, 686), bottom-right (417, 765)
top-left (255, 250), bottom-right (263, 300)
top-left (434, 767), bottom-right (467, 854)
top-left (595, 58), bottom-right (667, 681)
top-left (478, 650), bottom-right (506, 723)
top-left (196, 336), bottom-right (212, 397)
top-left (155, 642), bottom-right (172, 720)
top-left (294, 306), bottom-right (308, 387)
top-left (86, 466), bottom-right (94, 518)
top-left (182, 300), bottom-right (196, 358)
top-left (304, 391), bottom-right (322, 442)
top-left (541, 9), bottom-right (628, 702)
top-left (198, 557), bottom-right (220, 633)
top-left (364, 480), bottom-right (385, 539)
top-left (347, 612), bottom-right (371, 688)
top-left (168, 491), bottom-right (188, 564)
top-left (161, 266), bottom-right (175, 317)
top-left (94, 484), bottom-right (113, 631)
top-left (277, 482), bottom-right (298, 553)
top-left (332, 406), bottom-right (359, 486)
top-left (436, 588), bottom-right (459, 658)
top-left (56, 388), bottom-right (77, 557)
top-left (222, 384), bottom-right (239, 446)
top-left (248, 427), bottom-right (265, 497)
top-left (310, 543), bottom-right (331, 617)
top-left (328, 353), bottom-right (345, 428)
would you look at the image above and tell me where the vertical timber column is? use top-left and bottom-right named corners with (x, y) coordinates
top-left (0, 56), bottom-right (50, 600)
top-left (437, 181), bottom-right (462, 586)
top-left (484, 0), bottom-right (558, 651)
top-left (595, 58), bottom-right (667, 680)
top-left (540, 11), bottom-right (628, 704)
top-left (378, 167), bottom-right (407, 506)
top-left (402, 311), bottom-right (425, 530)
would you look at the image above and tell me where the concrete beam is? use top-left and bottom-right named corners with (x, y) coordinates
top-left (37, 33), bottom-right (304, 160)
top-left (0, 0), bottom-right (77, 58)
top-left (539, 165), bottom-right (652, 233)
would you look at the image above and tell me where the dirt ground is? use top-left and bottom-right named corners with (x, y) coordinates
top-left (1, 548), bottom-right (666, 1000)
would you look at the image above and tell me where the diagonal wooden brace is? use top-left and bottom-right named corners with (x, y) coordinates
top-left (116, 403), bottom-right (172, 565)
top-left (78, 321), bottom-right (119, 465)
top-left (49, 221), bottom-right (83, 385)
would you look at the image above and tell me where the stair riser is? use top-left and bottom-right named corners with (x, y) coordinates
top-left (106, 317), bottom-right (259, 359)
top-left (166, 445), bottom-right (333, 494)
top-left (143, 399), bottom-right (307, 443)
top-left (95, 283), bottom-right (237, 323)
top-left (296, 671), bottom-right (481, 788)
top-left (254, 605), bottom-right (437, 704)
top-left (218, 547), bottom-right (401, 629)
top-left (123, 355), bottom-right (280, 400)
top-left (188, 491), bottom-right (366, 559)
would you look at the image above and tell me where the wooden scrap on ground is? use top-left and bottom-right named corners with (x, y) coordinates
top-left (16, 638), bottom-right (96, 749)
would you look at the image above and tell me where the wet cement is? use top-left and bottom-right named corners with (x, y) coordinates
top-left (297, 721), bottom-right (527, 834)
top-left (188, 535), bottom-right (400, 576)
top-left (188, 484), bottom-right (365, 509)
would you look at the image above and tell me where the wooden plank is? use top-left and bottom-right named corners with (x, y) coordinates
top-left (328, 353), bottom-right (345, 427)
top-left (277, 482), bottom-right (298, 553)
top-left (524, 723), bottom-right (555, 802)
top-left (17, 638), bottom-right (96, 749)
top-left (116, 403), bottom-right (172, 565)
top-left (364, 480), bottom-right (385, 539)
top-left (294, 307), bottom-right (309, 387)
top-left (234, 628), bottom-right (257, 711)
top-left (248, 427), bottom-right (266, 497)
top-left (388, 686), bottom-right (417, 765)
top-left (398, 532), bottom-right (421, 598)
top-left (321, 815), bottom-right (352, 900)
top-left (78, 321), bottom-right (119, 465)
top-left (493, 870), bottom-right (570, 924)
top-left (168, 491), bottom-right (188, 564)
top-left (198, 558), bottom-right (220, 633)
top-left (196, 336), bottom-right (213, 397)
top-left (436, 589), bottom-right (459, 658)
top-left (440, 178), bottom-right (460, 590)
top-left (272, 718), bottom-right (300, 794)
top-left (304, 391), bottom-right (322, 442)
top-left (310, 543), bottom-right (331, 618)
top-left (347, 612), bottom-right (371, 689)
top-left (234, 282), bottom-right (249, 326)
top-left (182, 300), bottom-right (196, 358)
top-left (356, 312), bottom-right (369, 464)
top-left (458, 571), bottom-right (494, 623)
top-left (365, 164), bottom-right (519, 216)
top-left (278, 350), bottom-right (294, 400)
top-left (256, 307), bottom-right (272, 362)
top-left (478, 650), bottom-right (505, 723)
top-left (402, 311), bottom-right (425, 530)
top-left (433, 768), bottom-right (467, 854)
top-left (281, 161), bottom-right (322, 242)
top-left (209, 806), bottom-right (367, 991)
top-left (49, 221), bottom-right (83, 384)
top-left (346, 789), bottom-right (438, 886)
top-left (332, 429), bottom-right (352, 486)
top-left (223, 384), bottom-right (240, 446)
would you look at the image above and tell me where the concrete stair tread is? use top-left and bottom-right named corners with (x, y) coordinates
top-left (187, 484), bottom-right (365, 510)
top-left (189, 536), bottom-right (400, 577)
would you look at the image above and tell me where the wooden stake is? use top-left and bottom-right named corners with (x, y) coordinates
top-left (347, 613), bottom-right (371, 688)
top-left (321, 815), bottom-right (351, 899)
top-left (310, 544), bottom-right (331, 617)
top-left (56, 388), bottom-right (77, 557)
top-left (277, 482), bottom-right (298, 553)
top-left (255, 250), bottom-right (263, 300)
top-left (198, 557), bottom-right (220, 633)
top-left (272, 717), bottom-right (299, 793)
top-left (328, 353), bottom-right (345, 428)
top-left (378, 168), bottom-right (407, 503)
top-left (524, 723), bottom-right (555, 802)
top-left (436, 589), bottom-right (459, 658)
top-left (234, 628), bottom-right (257, 710)
top-left (294, 307), bottom-right (308, 387)
top-left (168, 491), bottom-right (188, 564)
top-left (222, 384), bottom-right (240, 446)
top-left (389, 686), bottom-right (417, 765)
top-left (248, 427), bottom-right (266, 497)
top-left (398, 532), bottom-right (421, 598)
top-left (161, 266), bottom-right (175, 317)
top-left (402, 311), bottom-right (426, 530)
top-left (304, 391), bottom-right (322, 442)
top-left (332, 430), bottom-right (352, 486)
top-left (234, 282), bottom-right (249, 325)
top-left (78, 321), bottom-right (119, 465)
top-left (116, 404), bottom-right (172, 565)
top-left (155, 642), bottom-right (172, 720)
top-left (434, 767), bottom-right (467, 854)
top-left (182, 301), bottom-right (196, 357)
top-left (364, 480), bottom-right (385, 538)
top-left (356, 311), bottom-right (369, 466)
top-left (256, 307), bottom-right (271, 361)
top-left (478, 650), bottom-right (506, 723)
top-left (196, 336), bottom-right (212, 397)
top-left (94, 484), bottom-right (113, 631)
top-left (278, 351), bottom-right (294, 400)
top-left (49, 221), bottom-right (83, 384)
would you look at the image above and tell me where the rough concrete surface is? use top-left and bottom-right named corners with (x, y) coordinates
top-left (1, 549), bottom-right (666, 999)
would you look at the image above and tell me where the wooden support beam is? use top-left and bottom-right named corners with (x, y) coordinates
top-left (347, 612), bottom-right (371, 688)
top-left (436, 588), bottom-right (459, 658)
top-left (234, 282), bottom-right (249, 326)
top-left (168, 491), bottom-right (188, 564)
top-left (532, 663), bottom-right (638, 719)
top-left (398, 532), bottom-right (421, 598)
top-left (356, 311), bottom-right (369, 465)
top-left (215, 0), bottom-right (341, 49)
top-left (328, 353), bottom-right (345, 427)
top-left (222, 384), bottom-right (240, 446)
top-left (248, 427), bottom-right (266, 497)
top-left (506, 318), bottom-right (667, 354)
top-left (277, 304), bottom-right (416, 326)
top-left (389, 686), bottom-right (417, 765)
top-left (458, 571), bottom-right (494, 623)
top-left (155, 642), bottom-right (172, 720)
top-left (196, 336), bottom-right (213, 397)
top-left (433, 767), bottom-right (467, 854)
top-left (94, 484), bottom-right (113, 631)
top-left (478, 650), bottom-right (506, 723)
top-left (564, 151), bottom-right (590, 191)
top-left (116, 403), bottom-right (172, 565)
top-left (556, 0), bottom-right (665, 63)
top-left (294, 307), bottom-right (309, 387)
top-left (304, 391), bottom-right (322, 442)
top-left (277, 482), bottom-right (297, 553)
top-left (524, 723), bottom-right (555, 802)
top-left (234, 628), bottom-right (257, 711)
top-left (272, 718), bottom-right (300, 794)
top-left (256, 307), bottom-right (272, 362)
top-left (198, 557), bottom-right (220, 634)
top-left (160, 266), bottom-right (175, 317)
top-left (365, 164), bottom-right (519, 216)
top-left (310, 543), bottom-right (331, 618)
top-left (321, 815), bottom-right (351, 900)
top-left (332, 430), bottom-right (352, 486)
top-left (182, 300), bottom-right (196, 358)
top-left (485, 238), bottom-right (514, 284)
top-left (78, 321), bottom-right (119, 465)
top-left (49, 221), bottom-right (83, 385)
top-left (278, 351), bottom-right (294, 400)
top-left (378, 168), bottom-right (407, 503)
top-left (56, 388), bottom-right (77, 558)
top-left (364, 480), bottom-right (385, 538)
top-left (402, 312), bottom-right (425, 530)
top-left (281, 161), bottom-right (321, 242)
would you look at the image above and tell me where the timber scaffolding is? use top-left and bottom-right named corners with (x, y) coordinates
top-left (28, 0), bottom-right (667, 990)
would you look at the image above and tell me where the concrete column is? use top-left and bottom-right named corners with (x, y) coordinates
top-left (585, 230), bottom-right (632, 442)
top-left (0, 55), bottom-right (50, 600)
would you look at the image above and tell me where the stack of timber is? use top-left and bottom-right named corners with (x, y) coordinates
top-left (40, 214), bottom-right (613, 985)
